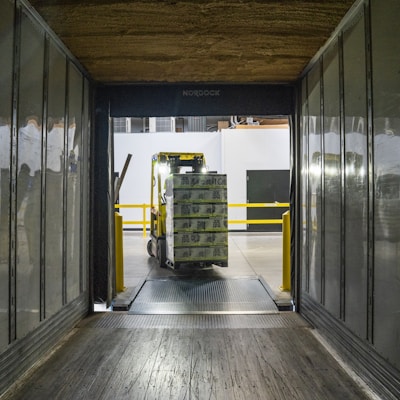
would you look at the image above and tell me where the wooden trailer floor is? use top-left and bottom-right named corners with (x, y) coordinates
top-left (3, 312), bottom-right (372, 400)
top-left (2, 233), bottom-right (374, 399)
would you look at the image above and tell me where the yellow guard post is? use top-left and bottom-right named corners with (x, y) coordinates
top-left (280, 210), bottom-right (291, 292)
top-left (114, 212), bottom-right (124, 293)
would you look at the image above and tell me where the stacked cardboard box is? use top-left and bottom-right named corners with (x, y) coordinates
top-left (165, 173), bottom-right (228, 268)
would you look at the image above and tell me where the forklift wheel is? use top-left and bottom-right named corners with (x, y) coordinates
top-left (147, 240), bottom-right (154, 257)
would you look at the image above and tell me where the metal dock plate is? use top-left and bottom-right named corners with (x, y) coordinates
top-left (128, 277), bottom-right (278, 315)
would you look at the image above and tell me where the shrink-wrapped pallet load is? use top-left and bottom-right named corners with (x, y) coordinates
top-left (165, 173), bottom-right (228, 268)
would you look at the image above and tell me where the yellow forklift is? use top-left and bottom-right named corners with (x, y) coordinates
top-left (146, 152), bottom-right (208, 267)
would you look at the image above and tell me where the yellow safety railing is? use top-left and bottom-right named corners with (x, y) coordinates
top-left (114, 202), bottom-right (291, 292)
top-left (114, 202), bottom-right (289, 237)
top-left (227, 202), bottom-right (289, 225)
top-left (115, 203), bottom-right (151, 237)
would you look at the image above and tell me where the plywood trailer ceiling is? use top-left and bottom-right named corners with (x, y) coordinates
top-left (28, 0), bottom-right (356, 83)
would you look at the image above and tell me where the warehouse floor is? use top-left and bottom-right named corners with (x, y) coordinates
top-left (120, 231), bottom-right (291, 310)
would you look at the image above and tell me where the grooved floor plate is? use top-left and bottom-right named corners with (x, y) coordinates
top-left (82, 313), bottom-right (308, 329)
top-left (128, 278), bottom-right (278, 315)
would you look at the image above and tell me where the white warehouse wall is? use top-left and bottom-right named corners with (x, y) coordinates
top-left (114, 128), bottom-right (289, 230)
top-left (221, 129), bottom-right (290, 229)
top-left (114, 132), bottom-right (222, 224)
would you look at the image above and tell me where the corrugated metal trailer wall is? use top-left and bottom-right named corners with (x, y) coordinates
top-left (297, 0), bottom-right (400, 397)
top-left (0, 0), bottom-right (91, 394)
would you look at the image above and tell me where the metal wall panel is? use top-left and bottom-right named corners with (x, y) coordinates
top-left (81, 78), bottom-right (90, 294)
top-left (16, 9), bottom-right (45, 339)
top-left (298, 0), bottom-right (400, 396)
top-left (322, 40), bottom-right (341, 318)
top-left (371, 0), bottom-right (400, 371)
top-left (342, 10), bottom-right (368, 340)
top-left (67, 63), bottom-right (83, 302)
top-left (306, 63), bottom-right (323, 302)
top-left (45, 41), bottom-right (66, 318)
top-left (300, 78), bottom-right (309, 294)
top-left (0, 1), bottom-right (91, 396)
top-left (0, 0), bottom-right (14, 351)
